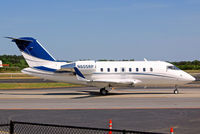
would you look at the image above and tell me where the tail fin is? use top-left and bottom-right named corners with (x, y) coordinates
top-left (6, 37), bottom-right (56, 67)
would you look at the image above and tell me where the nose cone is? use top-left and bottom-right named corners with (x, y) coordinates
top-left (176, 71), bottom-right (196, 85)
top-left (179, 71), bottom-right (196, 84)
top-left (185, 74), bottom-right (196, 82)
top-left (188, 75), bottom-right (196, 82)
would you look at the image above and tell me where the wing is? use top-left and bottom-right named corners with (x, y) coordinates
top-left (88, 79), bottom-right (141, 87)
top-left (74, 67), bottom-right (141, 87)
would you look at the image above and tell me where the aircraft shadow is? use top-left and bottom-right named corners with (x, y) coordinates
top-left (0, 91), bottom-right (176, 99)
top-left (71, 91), bottom-right (174, 99)
top-left (1, 93), bottom-right (87, 96)
top-left (44, 93), bottom-right (88, 95)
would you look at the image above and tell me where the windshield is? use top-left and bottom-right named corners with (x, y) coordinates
top-left (167, 66), bottom-right (180, 70)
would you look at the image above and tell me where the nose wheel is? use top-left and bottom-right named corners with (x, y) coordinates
top-left (174, 87), bottom-right (179, 94)
top-left (100, 88), bottom-right (108, 95)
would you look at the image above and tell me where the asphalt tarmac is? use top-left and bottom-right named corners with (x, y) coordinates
top-left (0, 86), bottom-right (200, 133)
top-left (0, 109), bottom-right (200, 134)
top-left (0, 87), bottom-right (200, 109)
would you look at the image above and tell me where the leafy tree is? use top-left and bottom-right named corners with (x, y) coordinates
top-left (0, 55), bottom-right (28, 72)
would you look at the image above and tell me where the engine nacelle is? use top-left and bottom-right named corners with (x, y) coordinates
top-left (76, 60), bottom-right (96, 74)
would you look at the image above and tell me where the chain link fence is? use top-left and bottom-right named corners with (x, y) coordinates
top-left (0, 123), bottom-right (10, 134)
top-left (0, 121), bottom-right (165, 134)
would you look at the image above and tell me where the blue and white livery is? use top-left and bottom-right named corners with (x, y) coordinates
top-left (7, 37), bottom-right (195, 95)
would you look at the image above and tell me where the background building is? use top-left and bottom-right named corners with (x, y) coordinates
top-left (0, 60), bottom-right (2, 67)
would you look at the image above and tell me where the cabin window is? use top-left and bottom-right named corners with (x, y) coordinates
top-left (100, 68), bottom-right (103, 72)
top-left (150, 68), bottom-right (153, 72)
top-left (136, 68), bottom-right (139, 72)
top-left (107, 68), bottom-right (110, 72)
top-left (143, 68), bottom-right (146, 72)
top-left (115, 68), bottom-right (117, 72)
top-left (129, 68), bottom-right (132, 72)
top-left (122, 68), bottom-right (125, 72)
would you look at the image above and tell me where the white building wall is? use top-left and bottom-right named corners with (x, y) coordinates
top-left (0, 60), bottom-right (2, 67)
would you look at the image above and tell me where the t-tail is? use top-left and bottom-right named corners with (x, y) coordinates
top-left (6, 37), bottom-right (56, 67)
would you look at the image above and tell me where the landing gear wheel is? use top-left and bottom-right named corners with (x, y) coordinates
top-left (174, 88), bottom-right (179, 94)
top-left (100, 88), bottom-right (108, 95)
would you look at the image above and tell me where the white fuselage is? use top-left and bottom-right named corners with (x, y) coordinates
top-left (22, 60), bottom-right (195, 88)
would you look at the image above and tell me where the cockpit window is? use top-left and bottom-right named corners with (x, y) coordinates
top-left (167, 66), bottom-right (180, 70)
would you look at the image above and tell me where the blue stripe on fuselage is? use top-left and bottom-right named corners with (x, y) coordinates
top-left (33, 66), bottom-right (57, 72)
top-left (93, 72), bottom-right (176, 79)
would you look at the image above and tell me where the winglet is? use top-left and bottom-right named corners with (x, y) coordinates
top-left (74, 67), bottom-right (90, 82)
top-left (144, 58), bottom-right (148, 61)
top-left (74, 67), bottom-right (85, 79)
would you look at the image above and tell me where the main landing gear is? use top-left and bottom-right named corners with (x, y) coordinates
top-left (100, 88), bottom-right (108, 95)
top-left (174, 86), bottom-right (179, 94)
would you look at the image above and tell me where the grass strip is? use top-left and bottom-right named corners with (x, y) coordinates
top-left (0, 73), bottom-right (38, 79)
top-left (0, 74), bottom-right (33, 77)
top-left (0, 83), bottom-right (82, 89)
top-left (0, 77), bottom-right (38, 79)
top-left (185, 70), bottom-right (200, 73)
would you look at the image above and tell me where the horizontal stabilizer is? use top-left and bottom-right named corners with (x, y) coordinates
top-left (5, 37), bottom-right (33, 43)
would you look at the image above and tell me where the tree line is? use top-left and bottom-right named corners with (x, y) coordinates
top-left (0, 55), bottom-right (28, 72)
top-left (0, 55), bottom-right (200, 72)
top-left (171, 60), bottom-right (200, 70)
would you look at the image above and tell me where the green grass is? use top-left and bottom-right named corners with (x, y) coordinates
top-left (0, 73), bottom-right (38, 79)
top-left (0, 70), bottom-right (21, 73)
top-left (184, 70), bottom-right (200, 73)
top-left (0, 83), bottom-right (82, 89)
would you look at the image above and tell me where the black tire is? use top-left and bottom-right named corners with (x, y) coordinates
top-left (100, 88), bottom-right (108, 95)
top-left (174, 89), bottom-right (179, 94)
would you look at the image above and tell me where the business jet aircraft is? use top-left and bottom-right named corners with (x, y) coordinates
top-left (6, 37), bottom-right (195, 95)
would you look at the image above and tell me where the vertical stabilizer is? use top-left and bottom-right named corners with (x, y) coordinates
top-left (6, 37), bottom-right (56, 67)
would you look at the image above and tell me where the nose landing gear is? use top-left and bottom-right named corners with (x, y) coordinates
top-left (174, 86), bottom-right (179, 94)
